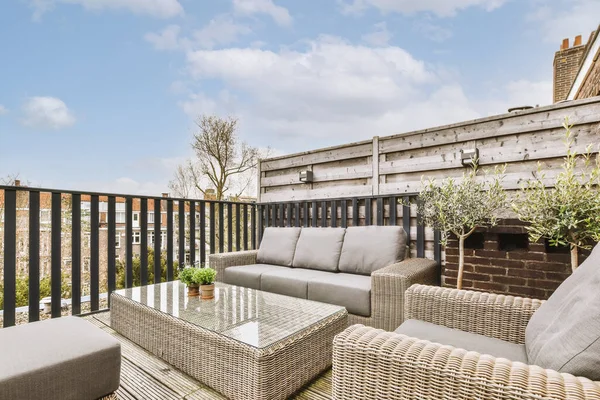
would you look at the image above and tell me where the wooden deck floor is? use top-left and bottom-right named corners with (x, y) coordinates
top-left (84, 312), bottom-right (333, 400)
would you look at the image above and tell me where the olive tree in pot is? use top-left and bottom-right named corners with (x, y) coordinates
top-left (512, 118), bottom-right (600, 272)
top-left (418, 162), bottom-right (507, 289)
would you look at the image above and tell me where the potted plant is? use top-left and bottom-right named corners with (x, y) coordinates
top-left (180, 267), bottom-right (201, 296)
top-left (418, 161), bottom-right (507, 289)
top-left (512, 118), bottom-right (600, 271)
top-left (195, 268), bottom-right (217, 299)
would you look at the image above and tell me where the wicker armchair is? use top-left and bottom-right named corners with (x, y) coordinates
top-left (210, 251), bottom-right (438, 331)
top-left (332, 284), bottom-right (600, 400)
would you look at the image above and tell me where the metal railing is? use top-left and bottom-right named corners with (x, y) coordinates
top-left (0, 185), bottom-right (257, 327)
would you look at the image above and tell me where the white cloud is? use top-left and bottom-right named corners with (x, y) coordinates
top-left (145, 17), bottom-right (251, 51)
top-left (144, 25), bottom-right (185, 51)
top-left (527, 0), bottom-right (600, 44)
top-left (414, 20), bottom-right (453, 42)
top-left (480, 79), bottom-right (553, 115)
top-left (193, 15), bottom-right (252, 49)
top-left (181, 36), bottom-right (489, 150)
top-left (30, 0), bottom-right (183, 21)
top-left (0, 105), bottom-right (8, 115)
top-left (338, 0), bottom-right (507, 17)
top-left (233, 0), bottom-right (292, 26)
top-left (21, 96), bottom-right (76, 130)
top-left (361, 22), bottom-right (392, 46)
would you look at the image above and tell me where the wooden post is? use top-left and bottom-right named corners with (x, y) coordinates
top-left (372, 136), bottom-right (380, 196)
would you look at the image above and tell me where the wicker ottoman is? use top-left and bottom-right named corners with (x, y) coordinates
top-left (0, 316), bottom-right (121, 400)
top-left (111, 281), bottom-right (347, 400)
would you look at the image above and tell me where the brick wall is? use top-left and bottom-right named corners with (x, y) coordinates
top-left (442, 220), bottom-right (589, 300)
top-left (553, 37), bottom-right (586, 103)
top-left (575, 46), bottom-right (600, 100)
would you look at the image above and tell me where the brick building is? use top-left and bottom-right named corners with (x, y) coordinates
top-left (554, 25), bottom-right (600, 103)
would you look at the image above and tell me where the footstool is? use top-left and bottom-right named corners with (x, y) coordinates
top-left (0, 316), bottom-right (121, 400)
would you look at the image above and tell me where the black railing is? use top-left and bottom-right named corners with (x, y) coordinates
top-left (0, 186), bottom-right (440, 328)
top-left (0, 185), bottom-right (257, 328)
top-left (256, 194), bottom-right (441, 267)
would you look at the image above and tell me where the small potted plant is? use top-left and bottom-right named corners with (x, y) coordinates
top-left (195, 267), bottom-right (217, 299)
top-left (180, 266), bottom-right (201, 296)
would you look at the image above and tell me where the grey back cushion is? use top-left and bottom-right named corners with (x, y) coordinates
top-left (338, 226), bottom-right (407, 275)
top-left (292, 228), bottom-right (346, 271)
top-left (525, 243), bottom-right (600, 380)
top-left (256, 227), bottom-right (301, 267)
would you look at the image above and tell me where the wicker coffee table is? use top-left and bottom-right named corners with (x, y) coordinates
top-left (110, 281), bottom-right (347, 400)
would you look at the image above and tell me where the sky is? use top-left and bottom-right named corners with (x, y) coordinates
top-left (0, 0), bottom-right (599, 196)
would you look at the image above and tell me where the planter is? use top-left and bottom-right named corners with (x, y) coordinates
top-left (187, 284), bottom-right (200, 297)
top-left (200, 283), bottom-right (215, 300)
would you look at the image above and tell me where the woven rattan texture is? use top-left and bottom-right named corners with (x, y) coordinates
top-left (333, 324), bottom-right (600, 400)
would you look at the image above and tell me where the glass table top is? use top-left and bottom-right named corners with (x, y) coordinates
top-left (113, 281), bottom-right (346, 349)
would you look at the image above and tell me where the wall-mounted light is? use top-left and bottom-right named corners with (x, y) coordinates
top-left (460, 148), bottom-right (479, 166)
top-left (299, 170), bottom-right (313, 183)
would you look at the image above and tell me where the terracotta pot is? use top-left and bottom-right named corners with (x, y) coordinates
top-left (187, 284), bottom-right (200, 297)
top-left (200, 283), bottom-right (215, 299)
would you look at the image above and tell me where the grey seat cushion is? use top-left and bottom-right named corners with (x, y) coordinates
top-left (0, 316), bottom-right (121, 400)
top-left (308, 273), bottom-right (371, 317)
top-left (397, 319), bottom-right (528, 363)
top-left (292, 228), bottom-right (346, 271)
top-left (256, 227), bottom-right (301, 267)
top-left (223, 264), bottom-right (283, 290)
top-left (261, 268), bottom-right (335, 299)
top-left (338, 226), bottom-right (407, 275)
top-left (525, 243), bottom-right (600, 380)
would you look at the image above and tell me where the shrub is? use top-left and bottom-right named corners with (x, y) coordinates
top-left (115, 248), bottom-right (179, 289)
top-left (418, 162), bottom-right (507, 289)
top-left (179, 267), bottom-right (197, 286)
top-left (194, 267), bottom-right (216, 285)
top-left (0, 274), bottom-right (72, 310)
top-left (512, 118), bottom-right (600, 271)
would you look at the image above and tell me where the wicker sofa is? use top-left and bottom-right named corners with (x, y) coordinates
top-left (210, 226), bottom-right (438, 331)
top-left (332, 243), bottom-right (600, 400)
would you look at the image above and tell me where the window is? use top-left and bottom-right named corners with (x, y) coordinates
top-left (161, 232), bottom-right (167, 249)
top-left (132, 231), bottom-right (141, 244)
top-left (185, 251), bottom-right (190, 264)
top-left (115, 233), bottom-right (121, 248)
top-left (148, 231), bottom-right (155, 245)
top-left (116, 212), bottom-right (126, 224)
top-left (99, 202), bottom-right (108, 212)
top-left (40, 210), bottom-right (51, 224)
top-left (148, 212), bottom-right (155, 224)
top-left (133, 213), bottom-right (140, 228)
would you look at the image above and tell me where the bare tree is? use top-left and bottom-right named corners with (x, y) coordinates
top-left (170, 115), bottom-right (263, 201)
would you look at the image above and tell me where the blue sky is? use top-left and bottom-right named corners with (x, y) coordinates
top-left (0, 0), bottom-right (598, 195)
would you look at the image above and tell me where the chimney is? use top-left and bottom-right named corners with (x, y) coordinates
top-left (14, 179), bottom-right (21, 186)
top-left (204, 188), bottom-right (217, 201)
top-left (162, 193), bottom-right (169, 198)
top-left (553, 34), bottom-right (587, 103)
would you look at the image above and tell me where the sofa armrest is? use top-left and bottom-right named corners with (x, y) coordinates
top-left (333, 325), bottom-right (600, 400)
top-left (209, 250), bottom-right (258, 282)
top-left (405, 284), bottom-right (545, 344)
top-left (370, 258), bottom-right (438, 331)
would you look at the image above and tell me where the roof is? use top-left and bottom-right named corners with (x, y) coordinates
top-left (567, 24), bottom-right (600, 100)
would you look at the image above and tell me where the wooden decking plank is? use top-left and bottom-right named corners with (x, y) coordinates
top-left (183, 387), bottom-right (227, 400)
top-left (119, 357), bottom-right (181, 400)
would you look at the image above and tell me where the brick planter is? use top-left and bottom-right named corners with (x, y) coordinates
top-left (442, 220), bottom-right (590, 300)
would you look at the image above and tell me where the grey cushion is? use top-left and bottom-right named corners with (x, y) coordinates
top-left (261, 268), bottom-right (335, 298)
top-left (308, 273), bottom-right (371, 317)
top-left (292, 228), bottom-right (346, 271)
top-left (525, 243), bottom-right (600, 380)
top-left (256, 227), bottom-right (302, 267)
top-left (0, 316), bottom-right (121, 400)
top-left (223, 264), bottom-right (283, 290)
top-left (397, 319), bottom-right (528, 363)
top-left (338, 226), bottom-right (407, 275)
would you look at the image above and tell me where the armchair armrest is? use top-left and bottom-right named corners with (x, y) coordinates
top-left (370, 258), bottom-right (438, 331)
top-left (405, 284), bottom-right (545, 344)
top-left (209, 250), bottom-right (258, 282)
top-left (333, 325), bottom-right (600, 400)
